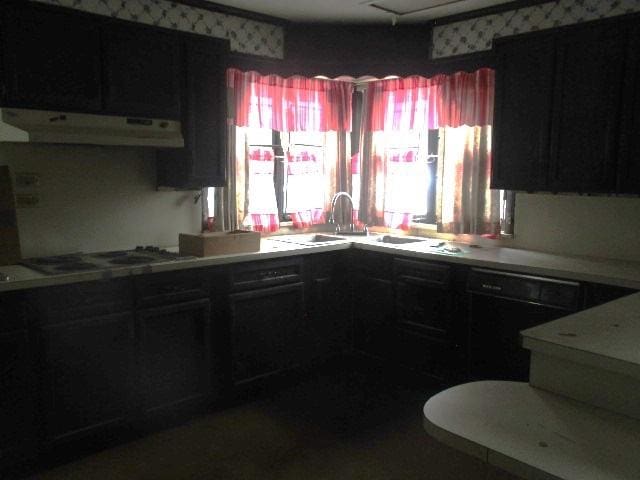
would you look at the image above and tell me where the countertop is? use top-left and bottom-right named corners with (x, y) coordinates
top-left (1, 234), bottom-right (640, 293)
top-left (423, 381), bottom-right (640, 480)
top-left (521, 291), bottom-right (640, 379)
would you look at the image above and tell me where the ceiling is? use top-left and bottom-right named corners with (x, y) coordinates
top-left (203, 0), bottom-right (515, 24)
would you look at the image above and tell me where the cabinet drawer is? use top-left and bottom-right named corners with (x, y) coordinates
top-left (32, 279), bottom-right (133, 324)
top-left (230, 258), bottom-right (303, 292)
top-left (135, 269), bottom-right (209, 308)
top-left (394, 258), bottom-right (451, 286)
top-left (0, 291), bottom-right (27, 332)
top-left (351, 249), bottom-right (393, 279)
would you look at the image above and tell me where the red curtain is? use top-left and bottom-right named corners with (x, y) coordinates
top-left (227, 68), bottom-right (353, 132)
top-left (364, 68), bottom-right (494, 131)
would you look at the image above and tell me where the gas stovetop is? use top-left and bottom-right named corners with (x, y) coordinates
top-left (21, 247), bottom-right (195, 275)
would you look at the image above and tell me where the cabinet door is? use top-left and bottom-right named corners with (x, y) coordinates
top-left (1, 3), bottom-right (102, 111)
top-left (157, 37), bottom-right (227, 188)
top-left (491, 34), bottom-right (555, 191)
top-left (229, 283), bottom-right (306, 385)
top-left (617, 23), bottom-right (640, 194)
top-left (103, 25), bottom-right (181, 119)
top-left (353, 273), bottom-right (394, 360)
top-left (137, 299), bottom-right (212, 414)
top-left (40, 312), bottom-right (135, 444)
top-left (549, 24), bottom-right (627, 192)
top-left (307, 253), bottom-right (350, 360)
top-left (394, 260), bottom-right (452, 337)
top-left (0, 329), bottom-right (35, 467)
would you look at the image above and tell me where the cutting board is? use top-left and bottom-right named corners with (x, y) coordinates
top-left (0, 166), bottom-right (21, 265)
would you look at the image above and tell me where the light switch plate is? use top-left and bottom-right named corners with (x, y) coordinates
top-left (14, 172), bottom-right (41, 188)
top-left (15, 193), bottom-right (40, 208)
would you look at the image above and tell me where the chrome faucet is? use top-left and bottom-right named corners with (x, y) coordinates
top-left (329, 191), bottom-right (367, 235)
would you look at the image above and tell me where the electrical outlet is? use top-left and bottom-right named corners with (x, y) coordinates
top-left (14, 172), bottom-right (41, 188)
top-left (15, 193), bottom-right (40, 208)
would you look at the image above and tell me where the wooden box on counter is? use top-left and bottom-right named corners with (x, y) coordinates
top-left (179, 230), bottom-right (260, 257)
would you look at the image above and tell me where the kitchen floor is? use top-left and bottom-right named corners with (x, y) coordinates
top-left (26, 358), bottom-right (519, 480)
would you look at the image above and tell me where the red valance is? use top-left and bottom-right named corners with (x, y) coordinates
top-left (364, 68), bottom-right (494, 131)
top-left (227, 68), bottom-right (353, 132)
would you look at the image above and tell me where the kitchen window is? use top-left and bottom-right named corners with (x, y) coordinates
top-left (243, 127), bottom-right (330, 224)
top-left (214, 67), bottom-right (513, 237)
top-left (356, 69), bottom-right (513, 236)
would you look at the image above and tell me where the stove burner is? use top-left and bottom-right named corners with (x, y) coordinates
top-left (108, 255), bottom-right (155, 265)
top-left (54, 262), bottom-right (99, 272)
top-left (91, 251), bottom-right (129, 259)
top-left (31, 255), bottom-right (83, 265)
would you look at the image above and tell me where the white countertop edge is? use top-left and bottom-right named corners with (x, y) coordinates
top-left (0, 242), bottom-right (351, 293)
top-left (422, 407), bottom-right (488, 462)
top-left (352, 243), bottom-right (640, 290)
top-left (1, 236), bottom-right (640, 293)
top-left (521, 292), bottom-right (640, 377)
top-left (522, 336), bottom-right (640, 381)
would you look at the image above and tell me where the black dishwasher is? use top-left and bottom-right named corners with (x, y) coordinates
top-left (467, 268), bottom-right (581, 382)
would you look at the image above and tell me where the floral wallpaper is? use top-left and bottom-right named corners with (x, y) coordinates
top-left (30, 0), bottom-right (284, 58)
top-left (432, 0), bottom-right (640, 58)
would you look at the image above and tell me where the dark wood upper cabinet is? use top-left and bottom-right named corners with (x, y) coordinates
top-left (103, 25), bottom-right (181, 119)
top-left (157, 36), bottom-right (228, 188)
top-left (617, 23), bottom-right (640, 194)
top-left (1, 3), bottom-right (102, 112)
top-left (492, 15), bottom-right (640, 194)
top-left (491, 34), bottom-right (555, 191)
top-left (548, 23), bottom-right (626, 193)
top-left (0, 2), bottom-right (183, 120)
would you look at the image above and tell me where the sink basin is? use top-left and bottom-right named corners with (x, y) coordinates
top-left (271, 234), bottom-right (348, 245)
top-left (376, 235), bottom-right (428, 244)
top-left (303, 234), bottom-right (347, 243)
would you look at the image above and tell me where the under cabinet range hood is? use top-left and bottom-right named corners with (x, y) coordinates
top-left (0, 108), bottom-right (184, 148)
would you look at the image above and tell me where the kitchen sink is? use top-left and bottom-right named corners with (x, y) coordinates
top-left (271, 234), bottom-right (348, 245)
top-left (376, 235), bottom-right (428, 244)
top-left (303, 234), bottom-right (347, 243)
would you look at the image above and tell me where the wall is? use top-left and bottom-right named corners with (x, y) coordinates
top-left (284, 24), bottom-right (433, 78)
top-left (510, 194), bottom-right (640, 262)
top-left (0, 144), bottom-right (201, 257)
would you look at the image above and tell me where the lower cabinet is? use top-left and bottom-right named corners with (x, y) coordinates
top-left (229, 282), bottom-right (306, 386)
top-left (0, 328), bottom-right (36, 468)
top-left (137, 299), bottom-right (212, 414)
top-left (39, 312), bottom-right (135, 444)
top-left (352, 252), bottom-right (395, 360)
top-left (306, 253), bottom-right (350, 360)
top-left (393, 258), bottom-right (460, 382)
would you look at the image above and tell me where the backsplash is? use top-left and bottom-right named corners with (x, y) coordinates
top-left (511, 193), bottom-right (640, 262)
top-left (432, 0), bottom-right (640, 58)
top-left (30, 0), bottom-right (284, 58)
top-left (0, 144), bottom-right (202, 257)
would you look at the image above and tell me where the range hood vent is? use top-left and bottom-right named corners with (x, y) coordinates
top-left (0, 108), bottom-right (184, 148)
